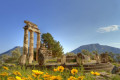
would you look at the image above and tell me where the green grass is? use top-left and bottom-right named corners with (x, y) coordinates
top-left (0, 64), bottom-right (120, 80)
top-left (112, 62), bottom-right (120, 67)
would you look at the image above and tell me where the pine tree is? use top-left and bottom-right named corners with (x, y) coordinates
top-left (41, 33), bottom-right (63, 57)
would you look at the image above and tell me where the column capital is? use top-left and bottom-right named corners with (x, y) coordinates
top-left (29, 30), bottom-right (34, 33)
top-left (23, 26), bottom-right (28, 29)
top-left (37, 32), bottom-right (41, 34)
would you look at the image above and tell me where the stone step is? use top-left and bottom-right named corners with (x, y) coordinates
top-left (26, 63), bottom-right (114, 72)
top-left (83, 63), bottom-right (111, 67)
top-left (84, 64), bottom-right (113, 70)
top-left (83, 65), bottom-right (114, 72)
top-left (84, 67), bottom-right (114, 72)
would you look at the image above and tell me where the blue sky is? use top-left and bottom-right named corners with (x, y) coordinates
top-left (0, 0), bottom-right (120, 54)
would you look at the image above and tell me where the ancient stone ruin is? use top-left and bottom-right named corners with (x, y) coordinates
top-left (19, 21), bottom-right (40, 64)
top-left (39, 43), bottom-right (52, 57)
top-left (38, 43), bottom-right (52, 65)
top-left (95, 53), bottom-right (100, 64)
top-left (76, 53), bottom-right (84, 65)
top-left (19, 20), bottom-right (110, 69)
top-left (19, 21), bottom-right (53, 65)
top-left (100, 53), bottom-right (109, 63)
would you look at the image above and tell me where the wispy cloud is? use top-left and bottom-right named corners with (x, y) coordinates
top-left (97, 25), bottom-right (119, 33)
top-left (113, 43), bottom-right (120, 45)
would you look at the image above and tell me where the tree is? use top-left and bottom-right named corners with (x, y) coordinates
top-left (41, 33), bottom-right (64, 57)
top-left (108, 52), bottom-right (115, 61)
top-left (116, 54), bottom-right (120, 62)
top-left (108, 56), bottom-right (114, 62)
top-left (51, 41), bottom-right (63, 57)
top-left (92, 50), bottom-right (98, 55)
top-left (11, 48), bottom-right (21, 59)
top-left (66, 52), bottom-right (76, 56)
top-left (41, 33), bottom-right (54, 49)
top-left (1, 54), bottom-right (10, 62)
top-left (92, 50), bottom-right (99, 60)
top-left (81, 49), bottom-right (91, 56)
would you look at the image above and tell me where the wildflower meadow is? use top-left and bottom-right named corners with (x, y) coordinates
top-left (0, 64), bottom-right (120, 80)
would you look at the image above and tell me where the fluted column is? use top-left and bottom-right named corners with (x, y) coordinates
top-left (20, 27), bottom-right (28, 65)
top-left (36, 33), bottom-right (40, 61)
top-left (23, 27), bottom-right (28, 55)
top-left (29, 30), bottom-right (34, 64)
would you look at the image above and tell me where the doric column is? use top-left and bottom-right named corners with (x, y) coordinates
top-left (29, 30), bottom-right (34, 64)
top-left (19, 27), bottom-right (28, 65)
top-left (23, 27), bottom-right (28, 55)
top-left (36, 33), bottom-right (40, 61)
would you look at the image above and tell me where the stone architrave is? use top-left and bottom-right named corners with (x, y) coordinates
top-left (61, 55), bottom-right (66, 65)
top-left (36, 33), bottom-right (40, 61)
top-left (29, 30), bottom-right (34, 64)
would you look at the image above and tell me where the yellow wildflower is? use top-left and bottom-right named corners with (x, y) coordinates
top-left (77, 76), bottom-right (85, 80)
top-left (21, 77), bottom-right (27, 80)
top-left (32, 73), bottom-right (37, 78)
top-left (7, 77), bottom-right (16, 80)
top-left (94, 72), bottom-right (100, 76)
top-left (32, 70), bottom-right (44, 76)
top-left (71, 69), bottom-right (78, 75)
top-left (43, 74), bottom-right (51, 80)
top-left (50, 75), bottom-right (62, 80)
top-left (0, 72), bottom-right (8, 76)
top-left (91, 71), bottom-right (100, 76)
top-left (24, 76), bottom-right (33, 80)
top-left (57, 66), bottom-right (64, 72)
top-left (90, 71), bottom-right (94, 75)
top-left (67, 76), bottom-right (77, 80)
top-left (53, 68), bottom-right (58, 72)
top-left (16, 76), bottom-right (23, 80)
top-left (3, 66), bottom-right (9, 70)
top-left (13, 71), bottom-right (22, 76)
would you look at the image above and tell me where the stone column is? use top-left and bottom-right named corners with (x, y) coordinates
top-left (61, 55), bottom-right (66, 65)
top-left (29, 30), bottom-right (34, 64)
top-left (20, 27), bottom-right (28, 65)
top-left (23, 27), bottom-right (28, 55)
top-left (36, 33), bottom-right (40, 61)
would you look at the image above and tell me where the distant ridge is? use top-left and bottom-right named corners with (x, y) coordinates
top-left (0, 46), bottom-right (23, 56)
top-left (1, 43), bottom-right (120, 56)
top-left (71, 43), bottom-right (120, 54)
top-left (0, 46), bottom-right (37, 56)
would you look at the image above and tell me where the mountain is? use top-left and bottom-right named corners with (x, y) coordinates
top-left (0, 46), bottom-right (37, 56)
top-left (71, 43), bottom-right (120, 54)
top-left (0, 46), bottom-right (23, 56)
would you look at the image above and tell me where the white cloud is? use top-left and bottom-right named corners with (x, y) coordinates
top-left (113, 43), bottom-right (120, 45)
top-left (97, 25), bottom-right (119, 33)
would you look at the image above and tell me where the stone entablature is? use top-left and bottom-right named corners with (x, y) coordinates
top-left (24, 21), bottom-right (40, 33)
top-left (24, 21), bottom-right (38, 28)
